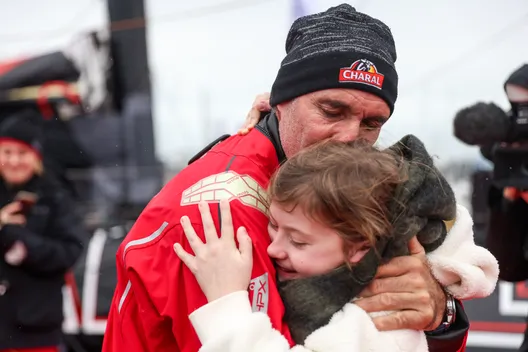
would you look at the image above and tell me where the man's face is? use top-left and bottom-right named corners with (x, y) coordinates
top-left (276, 88), bottom-right (391, 158)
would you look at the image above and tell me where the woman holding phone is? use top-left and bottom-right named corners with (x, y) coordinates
top-left (0, 111), bottom-right (87, 352)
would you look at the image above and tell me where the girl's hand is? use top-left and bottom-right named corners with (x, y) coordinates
top-left (174, 200), bottom-right (253, 302)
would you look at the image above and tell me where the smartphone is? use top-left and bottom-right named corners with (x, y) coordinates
top-left (14, 191), bottom-right (38, 214)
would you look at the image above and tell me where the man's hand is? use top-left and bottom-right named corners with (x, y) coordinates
top-left (356, 237), bottom-right (446, 331)
top-left (238, 92), bottom-right (271, 135)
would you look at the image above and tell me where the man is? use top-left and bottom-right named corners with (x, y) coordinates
top-left (103, 4), bottom-right (469, 352)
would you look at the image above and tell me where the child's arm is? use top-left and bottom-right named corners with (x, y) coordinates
top-left (189, 291), bottom-right (427, 352)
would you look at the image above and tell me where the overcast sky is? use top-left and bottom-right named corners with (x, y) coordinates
top-left (1, 0), bottom-right (528, 165)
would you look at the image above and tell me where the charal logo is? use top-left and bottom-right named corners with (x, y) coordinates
top-left (339, 59), bottom-right (384, 89)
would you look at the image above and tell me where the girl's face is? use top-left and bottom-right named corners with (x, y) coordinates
top-left (267, 201), bottom-right (368, 281)
top-left (0, 141), bottom-right (39, 185)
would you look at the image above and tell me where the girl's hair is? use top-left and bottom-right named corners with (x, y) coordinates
top-left (268, 140), bottom-right (408, 254)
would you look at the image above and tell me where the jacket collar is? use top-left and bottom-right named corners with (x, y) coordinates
top-left (255, 111), bottom-right (286, 164)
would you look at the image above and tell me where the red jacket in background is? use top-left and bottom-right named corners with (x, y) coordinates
top-left (102, 128), bottom-right (293, 352)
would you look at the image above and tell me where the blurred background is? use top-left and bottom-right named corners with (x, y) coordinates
top-left (3, 0), bottom-right (527, 168)
top-left (1, 0), bottom-right (528, 351)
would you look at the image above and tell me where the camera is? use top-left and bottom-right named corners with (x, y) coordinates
top-left (453, 64), bottom-right (528, 190)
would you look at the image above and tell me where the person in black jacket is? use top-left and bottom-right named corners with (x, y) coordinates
top-left (487, 186), bottom-right (528, 352)
top-left (0, 112), bottom-right (87, 352)
top-left (487, 65), bottom-right (528, 283)
top-left (487, 186), bottom-right (528, 282)
top-left (487, 184), bottom-right (528, 351)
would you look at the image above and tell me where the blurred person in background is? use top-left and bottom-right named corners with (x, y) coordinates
top-left (486, 64), bottom-right (528, 282)
top-left (0, 111), bottom-right (86, 352)
top-left (486, 64), bottom-right (528, 351)
top-left (104, 4), bottom-right (469, 352)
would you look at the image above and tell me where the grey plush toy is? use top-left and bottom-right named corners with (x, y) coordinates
top-left (278, 134), bottom-right (457, 344)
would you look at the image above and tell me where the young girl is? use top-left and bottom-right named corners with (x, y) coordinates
top-left (174, 139), bottom-right (498, 352)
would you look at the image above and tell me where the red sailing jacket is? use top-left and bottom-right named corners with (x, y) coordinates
top-left (102, 128), bottom-right (293, 352)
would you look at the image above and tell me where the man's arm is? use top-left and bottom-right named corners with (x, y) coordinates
top-left (103, 223), bottom-right (185, 352)
top-left (425, 301), bottom-right (469, 352)
top-left (355, 249), bottom-right (470, 351)
top-left (355, 206), bottom-right (487, 351)
top-left (103, 267), bottom-right (180, 352)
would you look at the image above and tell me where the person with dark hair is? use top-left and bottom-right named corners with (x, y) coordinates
top-left (0, 112), bottom-right (87, 352)
top-left (104, 5), bottom-right (471, 352)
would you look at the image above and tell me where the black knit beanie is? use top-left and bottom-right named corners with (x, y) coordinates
top-left (0, 111), bottom-right (43, 157)
top-left (270, 4), bottom-right (398, 114)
